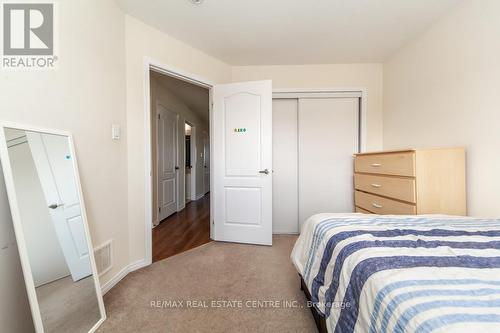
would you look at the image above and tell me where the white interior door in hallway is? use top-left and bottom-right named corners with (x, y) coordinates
top-left (213, 80), bottom-right (273, 246)
top-left (157, 104), bottom-right (179, 221)
top-left (272, 96), bottom-right (359, 233)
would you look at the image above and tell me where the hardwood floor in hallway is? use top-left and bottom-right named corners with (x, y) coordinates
top-left (152, 194), bottom-right (211, 263)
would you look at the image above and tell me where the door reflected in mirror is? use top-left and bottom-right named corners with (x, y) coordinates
top-left (3, 127), bottom-right (104, 333)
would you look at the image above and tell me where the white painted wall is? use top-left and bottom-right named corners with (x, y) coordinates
top-left (125, 15), bottom-right (232, 263)
top-left (383, 0), bottom-right (500, 217)
top-left (0, 0), bottom-right (129, 287)
top-left (232, 64), bottom-right (384, 151)
top-left (0, 163), bottom-right (34, 333)
top-left (8, 140), bottom-right (70, 287)
top-left (150, 75), bottom-right (208, 224)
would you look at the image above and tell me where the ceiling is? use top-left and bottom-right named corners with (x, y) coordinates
top-left (117, 0), bottom-right (461, 65)
top-left (151, 71), bottom-right (209, 123)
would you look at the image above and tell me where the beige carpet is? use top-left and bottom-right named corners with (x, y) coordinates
top-left (99, 235), bottom-right (317, 333)
top-left (37, 275), bottom-right (101, 333)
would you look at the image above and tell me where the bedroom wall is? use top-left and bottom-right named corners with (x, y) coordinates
top-left (231, 64), bottom-right (384, 151)
top-left (0, 0), bottom-right (129, 287)
top-left (0, 0), bottom-right (231, 319)
top-left (125, 15), bottom-right (232, 264)
top-left (383, 0), bottom-right (500, 217)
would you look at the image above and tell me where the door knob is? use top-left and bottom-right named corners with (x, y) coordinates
top-left (48, 203), bottom-right (63, 210)
top-left (258, 169), bottom-right (270, 175)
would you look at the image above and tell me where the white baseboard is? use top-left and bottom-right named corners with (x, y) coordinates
top-left (100, 259), bottom-right (149, 295)
top-left (272, 231), bottom-right (300, 235)
top-left (128, 259), bottom-right (149, 272)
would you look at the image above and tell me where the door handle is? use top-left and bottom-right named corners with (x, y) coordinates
top-left (259, 169), bottom-right (270, 175)
top-left (48, 203), bottom-right (63, 210)
top-left (175, 166), bottom-right (180, 170)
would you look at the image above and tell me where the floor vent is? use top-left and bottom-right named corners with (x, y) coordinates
top-left (94, 240), bottom-right (113, 276)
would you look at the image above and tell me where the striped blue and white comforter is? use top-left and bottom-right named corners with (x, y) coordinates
top-left (291, 213), bottom-right (500, 333)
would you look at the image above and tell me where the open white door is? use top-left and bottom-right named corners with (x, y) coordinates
top-left (26, 132), bottom-right (92, 282)
top-left (157, 104), bottom-right (179, 221)
top-left (213, 80), bottom-right (272, 246)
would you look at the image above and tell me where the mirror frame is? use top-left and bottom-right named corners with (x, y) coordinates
top-left (0, 121), bottom-right (106, 333)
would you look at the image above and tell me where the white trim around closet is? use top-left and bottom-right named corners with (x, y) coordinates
top-left (272, 88), bottom-right (367, 153)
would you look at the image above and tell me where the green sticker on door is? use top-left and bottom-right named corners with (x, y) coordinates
top-left (234, 128), bottom-right (247, 133)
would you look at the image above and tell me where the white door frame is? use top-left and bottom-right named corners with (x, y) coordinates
top-left (143, 58), bottom-right (214, 266)
top-left (272, 88), bottom-right (367, 153)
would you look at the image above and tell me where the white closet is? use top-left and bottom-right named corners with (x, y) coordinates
top-left (272, 95), bottom-right (360, 234)
top-left (272, 99), bottom-right (299, 234)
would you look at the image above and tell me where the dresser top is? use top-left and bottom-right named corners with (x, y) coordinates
top-left (354, 147), bottom-right (464, 156)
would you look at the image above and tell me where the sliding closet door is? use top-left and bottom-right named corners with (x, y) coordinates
top-left (298, 98), bottom-right (359, 227)
top-left (272, 99), bottom-right (298, 233)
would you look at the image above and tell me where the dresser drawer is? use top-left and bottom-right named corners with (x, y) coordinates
top-left (355, 191), bottom-right (416, 215)
top-left (355, 206), bottom-right (373, 214)
top-left (354, 152), bottom-right (415, 176)
top-left (354, 174), bottom-right (416, 203)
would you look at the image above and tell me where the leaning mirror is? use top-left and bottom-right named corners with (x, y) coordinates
top-left (0, 124), bottom-right (106, 333)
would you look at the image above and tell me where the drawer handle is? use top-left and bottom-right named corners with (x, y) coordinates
top-left (371, 163), bottom-right (382, 167)
top-left (372, 203), bottom-right (383, 209)
top-left (371, 183), bottom-right (382, 188)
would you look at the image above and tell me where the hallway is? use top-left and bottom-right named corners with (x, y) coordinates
top-left (152, 194), bottom-right (211, 262)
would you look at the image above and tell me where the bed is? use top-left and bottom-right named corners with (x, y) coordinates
top-left (291, 213), bottom-right (500, 333)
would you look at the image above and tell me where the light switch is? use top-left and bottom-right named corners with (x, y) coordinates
top-left (112, 124), bottom-right (121, 140)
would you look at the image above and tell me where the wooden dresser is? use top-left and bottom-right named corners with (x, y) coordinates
top-left (354, 148), bottom-right (466, 216)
